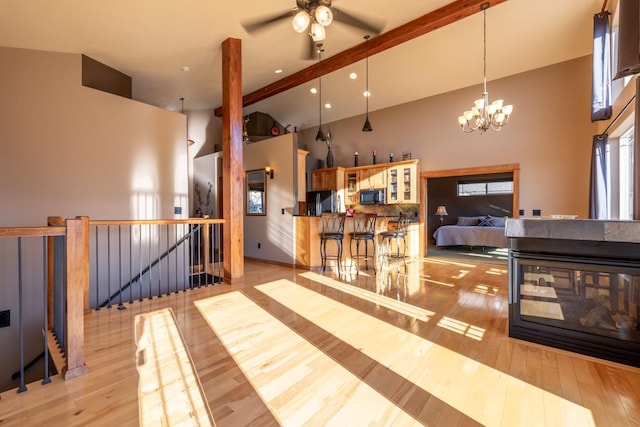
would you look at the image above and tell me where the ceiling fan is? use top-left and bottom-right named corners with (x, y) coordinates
top-left (242, 0), bottom-right (384, 59)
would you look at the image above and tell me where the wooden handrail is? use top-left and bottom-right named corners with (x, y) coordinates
top-left (0, 226), bottom-right (65, 238)
top-left (89, 218), bottom-right (225, 226)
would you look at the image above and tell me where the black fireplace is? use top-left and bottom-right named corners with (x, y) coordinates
top-left (509, 238), bottom-right (640, 368)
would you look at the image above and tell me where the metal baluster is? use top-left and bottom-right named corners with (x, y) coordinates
top-left (148, 223), bottom-right (153, 300)
top-left (95, 226), bottom-right (100, 310)
top-left (117, 225), bottom-right (125, 310)
top-left (17, 237), bottom-right (26, 393)
top-left (166, 224), bottom-right (171, 296)
top-left (139, 224), bottom-right (144, 302)
top-left (175, 223), bottom-right (179, 293)
top-left (157, 224), bottom-right (162, 298)
top-left (42, 236), bottom-right (51, 385)
top-left (107, 225), bottom-right (112, 308)
top-left (129, 224), bottom-right (133, 304)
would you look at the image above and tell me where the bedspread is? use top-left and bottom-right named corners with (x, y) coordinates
top-left (433, 225), bottom-right (508, 248)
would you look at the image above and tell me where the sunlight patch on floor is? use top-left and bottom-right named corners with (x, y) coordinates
top-left (451, 269), bottom-right (470, 279)
top-left (255, 280), bottom-right (596, 427)
top-left (194, 288), bottom-right (421, 426)
top-left (437, 316), bottom-right (485, 341)
top-left (473, 284), bottom-right (499, 296)
top-left (300, 271), bottom-right (435, 321)
top-left (423, 257), bottom-right (477, 268)
top-left (134, 308), bottom-right (214, 427)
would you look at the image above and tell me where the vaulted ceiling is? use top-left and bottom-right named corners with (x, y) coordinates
top-left (0, 0), bottom-right (605, 130)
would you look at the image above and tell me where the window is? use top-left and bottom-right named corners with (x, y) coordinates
top-left (458, 180), bottom-right (514, 196)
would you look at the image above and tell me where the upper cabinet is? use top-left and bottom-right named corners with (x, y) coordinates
top-left (345, 170), bottom-right (358, 206)
top-left (358, 165), bottom-right (387, 190)
top-left (387, 161), bottom-right (419, 204)
top-left (311, 167), bottom-right (345, 191)
top-left (312, 160), bottom-right (419, 205)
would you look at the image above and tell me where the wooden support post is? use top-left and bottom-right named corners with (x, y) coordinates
top-left (221, 37), bottom-right (245, 283)
top-left (63, 216), bottom-right (89, 379)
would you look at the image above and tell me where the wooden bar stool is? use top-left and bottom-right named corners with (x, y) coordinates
top-left (320, 213), bottom-right (346, 275)
top-left (349, 213), bottom-right (377, 274)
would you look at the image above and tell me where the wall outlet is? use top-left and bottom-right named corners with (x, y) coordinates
top-left (0, 310), bottom-right (10, 328)
top-left (519, 209), bottom-right (524, 216)
top-left (533, 209), bottom-right (541, 216)
top-left (174, 206), bottom-right (182, 214)
top-left (257, 243), bottom-right (261, 249)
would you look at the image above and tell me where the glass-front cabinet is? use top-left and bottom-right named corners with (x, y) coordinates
top-left (387, 161), bottom-right (418, 204)
top-left (345, 171), bottom-right (358, 206)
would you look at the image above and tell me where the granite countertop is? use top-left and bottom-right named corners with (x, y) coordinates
top-left (505, 218), bottom-right (640, 244)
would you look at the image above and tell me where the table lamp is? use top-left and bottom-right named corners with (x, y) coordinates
top-left (435, 205), bottom-right (448, 226)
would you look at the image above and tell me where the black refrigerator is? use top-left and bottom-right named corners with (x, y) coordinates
top-left (306, 190), bottom-right (336, 216)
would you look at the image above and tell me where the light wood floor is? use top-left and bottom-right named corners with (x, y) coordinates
top-left (1, 255), bottom-right (639, 426)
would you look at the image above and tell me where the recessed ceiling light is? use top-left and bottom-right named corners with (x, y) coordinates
top-left (349, 72), bottom-right (358, 79)
top-left (275, 69), bottom-right (283, 74)
top-left (363, 90), bottom-right (371, 97)
top-left (181, 66), bottom-right (190, 72)
top-left (310, 87), bottom-right (318, 94)
top-left (324, 103), bottom-right (332, 109)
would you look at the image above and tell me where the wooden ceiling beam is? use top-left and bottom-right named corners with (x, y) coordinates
top-left (214, 0), bottom-right (507, 117)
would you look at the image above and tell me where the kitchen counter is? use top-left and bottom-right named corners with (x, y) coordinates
top-left (294, 214), bottom-right (419, 269)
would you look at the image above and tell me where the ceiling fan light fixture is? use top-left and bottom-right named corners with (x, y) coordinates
top-left (292, 10), bottom-right (310, 33)
top-left (315, 5), bottom-right (333, 26)
top-left (310, 22), bottom-right (326, 42)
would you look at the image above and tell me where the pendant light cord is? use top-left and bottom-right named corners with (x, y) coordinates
top-left (482, 5), bottom-right (487, 94)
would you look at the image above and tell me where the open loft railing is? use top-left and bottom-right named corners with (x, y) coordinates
top-left (89, 218), bottom-right (224, 310)
top-left (0, 216), bottom-right (225, 394)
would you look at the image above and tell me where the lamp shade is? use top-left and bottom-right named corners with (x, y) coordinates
top-left (435, 205), bottom-right (448, 216)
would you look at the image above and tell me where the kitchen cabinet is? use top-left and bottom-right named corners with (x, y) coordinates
top-left (311, 167), bottom-right (345, 191)
top-left (358, 166), bottom-right (387, 190)
top-left (387, 161), bottom-right (419, 204)
top-left (345, 170), bottom-right (358, 206)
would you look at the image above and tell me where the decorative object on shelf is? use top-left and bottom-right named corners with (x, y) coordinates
top-left (325, 130), bottom-right (334, 167)
top-left (402, 151), bottom-right (412, 160)
top-left (315, 44), bottom-right (326, 142)
top-left (372, 148), bottom-right (377, 164)
top-left (436, 205), bottom-right (448, 226)
top-left (270, 121), bottom-right (280, 136)
top-left (362, 35), bottom-right (373, 132)
top-left (354, 152), bottom-right (359, 167)
top-left (389, 152), bottom-right (394, 163)
top-left (243, 116), bottom-right (250, 142)
top-left (457, 3), bottom-right (513, 134)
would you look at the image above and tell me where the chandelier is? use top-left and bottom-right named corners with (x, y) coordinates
top-left (458, 3), bottom-right (513, 133)
top-left (292, 3), bottom-right (333, 42)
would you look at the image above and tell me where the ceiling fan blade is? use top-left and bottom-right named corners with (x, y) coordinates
top-left (242, 11), bottom-right (293, 34)
top-left (332, 7), bottom-right (385, 35)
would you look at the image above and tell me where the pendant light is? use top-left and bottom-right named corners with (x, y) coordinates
top-left (362, 35), bottom-right (373, 132)
top-left (315, 43), bottom-right (326, 141)
top-left (457, 3), bottom-right (513, 133)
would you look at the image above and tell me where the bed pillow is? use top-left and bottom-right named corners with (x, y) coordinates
top-left (456, 216), bottom-right (481, 226)
top-left (478, 216), bottom-right (494, 226)
top-left (488, 215), bottom-right (506, 227)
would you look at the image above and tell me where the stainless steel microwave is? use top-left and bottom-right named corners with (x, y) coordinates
top-left (360, 188), bottom-right (386, 205)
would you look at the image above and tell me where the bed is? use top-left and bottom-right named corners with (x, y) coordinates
top-left (433, 215), bottom-right (508, 248)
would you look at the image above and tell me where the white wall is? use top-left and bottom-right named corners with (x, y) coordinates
top-left (0, 46), bottom-right (187, 391)
top-left (298, 56), bottom-right (598, 218)
top-left (243, 134), bottom-right (297, 264)
top-left (0, 47), bottom-right (188, 224)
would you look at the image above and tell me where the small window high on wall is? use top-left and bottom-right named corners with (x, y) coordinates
top-left (458, 180), bottom-right (514, 197)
